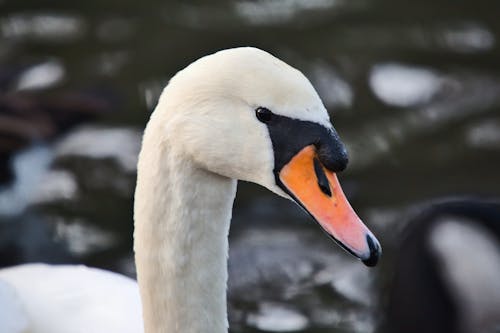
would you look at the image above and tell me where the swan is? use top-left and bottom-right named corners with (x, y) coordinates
top-left (386, 198), bottom-right (500, 333)
top-left (0, 47), bottom-right (381, 333)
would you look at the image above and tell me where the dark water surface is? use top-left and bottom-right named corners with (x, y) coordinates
top-left (1, 1), bottom-right (499, 332)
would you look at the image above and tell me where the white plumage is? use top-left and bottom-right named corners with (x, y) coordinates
top-left (0, 264), bottom-right (142, 333)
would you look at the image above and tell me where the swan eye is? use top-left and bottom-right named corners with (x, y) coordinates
top-left (255, 107), bottom-right (273, 123)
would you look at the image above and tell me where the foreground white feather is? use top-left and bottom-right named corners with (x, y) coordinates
top-left (0, 47), bottom-right (380, 333)
top-left (0, 264), bottom-right (142, 333)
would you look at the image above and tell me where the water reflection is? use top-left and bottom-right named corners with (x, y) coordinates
top-left (138, 79), bottom-right (169, 111)
top-left (1, 13), bottom-right (85, 41)
top-left (439, 22), bottom-right (495, 53)
top-left (96, 18), bottom-right (135, 43)
top-left (14, 60), bottom-right (65, 91)
top-left (234, 0), bottom-right (341, 25)
top-left (0, 145), bottom-right (52, 216)
top-left (55, 126), bottom-right (141, 173)
top-left (247, 302), bottom-right (310, 332)
top-left (347, 72), bottom-right (500, 170)
top-left (465, 119), bottom-right (500, 149)
top-left (228, 225), bottom-right (378, 332)
top-left (369, 64), bottom-right (442, 108)
top-left (95, 51), bottom-right (129, 77)
top-left (309, 62), bottom-right (353, 109)
top-left (54, 217), bottom-right (118, 256)
top-left (31, 169), bottom-right (77, 204)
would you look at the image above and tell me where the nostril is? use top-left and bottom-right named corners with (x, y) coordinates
top-left (313, 157), bottom-right (332, 197)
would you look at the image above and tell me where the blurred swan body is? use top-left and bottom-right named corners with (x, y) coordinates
top-left (387, 199), bottom-right (500, 333)
top-left (0, 264), bottom-right (142, 333)
top-left (0, 47), bottom-right (380, 333)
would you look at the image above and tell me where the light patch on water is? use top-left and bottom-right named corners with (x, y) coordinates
top-left (311, 307), bottom-right (375, 333)
top-left (234, 0), bottom-right (340, 24)
top-left (0, 145), bottom-right (52, 216)
top-left (330, 264), bottom-right (374, 306)
top-left (31, 170), bottom-right (78, 204)
top-left (309, 62), bottom-right (353, 109)
top-left (369, 63), bottom-right (442, 107)
top-left (55, 126), bottom-right (142, 172)
top-left (1, 13), bottom-right (85, 41)
top-left (54, 218), bottom-right (118, 256)
top-left (96, 51), bottom-right (129, 76)
top-left (348, 73), bottom-right (500, 170)
top-left (247, 302), bottom-right (309, 332)
top-left (439, 23), bottom-right (495, 53)
top-left (364, 206), bottom-right (408, 239)
top-left (465, 120), bottom-right (500, 149)
top-left (312, 257), bottom-right (375, 307)
top-left (15, 59), bottom-right (65, 91)
top-left (139, 79), bottom-right (169, 111)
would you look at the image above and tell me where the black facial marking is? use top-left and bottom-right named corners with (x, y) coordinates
top-left (261, 111), bottom-right (365, 263)
top-left (313, 157), bottom-right (332, 197)
top-left (263, 113), bottom-right (348, 182)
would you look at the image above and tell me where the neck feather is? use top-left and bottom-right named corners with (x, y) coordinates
top-left (134, 121), bottom-right (237, 333)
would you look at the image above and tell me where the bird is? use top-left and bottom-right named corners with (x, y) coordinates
top-left (0, 263), bottom-right (143, 333)
top-left (0, 47), bottom-right (381, 333)
top-left (385, 198), bottom-right (500, 333)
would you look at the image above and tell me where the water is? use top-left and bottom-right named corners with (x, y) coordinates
top-left (1, 0), bottom-right (499, 332)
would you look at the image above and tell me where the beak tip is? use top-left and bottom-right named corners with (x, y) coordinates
top-left (362, 234), bottom-right (382, 267)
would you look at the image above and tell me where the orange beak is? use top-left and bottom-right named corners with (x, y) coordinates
top-left (279, 145), bottom-right (381, 266)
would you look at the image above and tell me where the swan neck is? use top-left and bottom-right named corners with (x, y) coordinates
top-left (134, 130), bottom-right (236, 333)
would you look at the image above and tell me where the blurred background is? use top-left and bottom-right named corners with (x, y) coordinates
top-left (1, 0), bottom-right (499, 332)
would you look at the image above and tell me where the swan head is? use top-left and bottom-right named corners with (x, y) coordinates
top-left (155, 47), bottom-right (381, 266)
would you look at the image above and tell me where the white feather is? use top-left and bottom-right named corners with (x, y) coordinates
top-left (0, 264), bottom-right (143, 333)
top-left (0, 278), bottom-right (29, 333)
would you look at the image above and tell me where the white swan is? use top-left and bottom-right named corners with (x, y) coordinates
top-left (0, 47), bottom-right (380, 333)
top-left (0, 264), bottom-right (142, 333)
